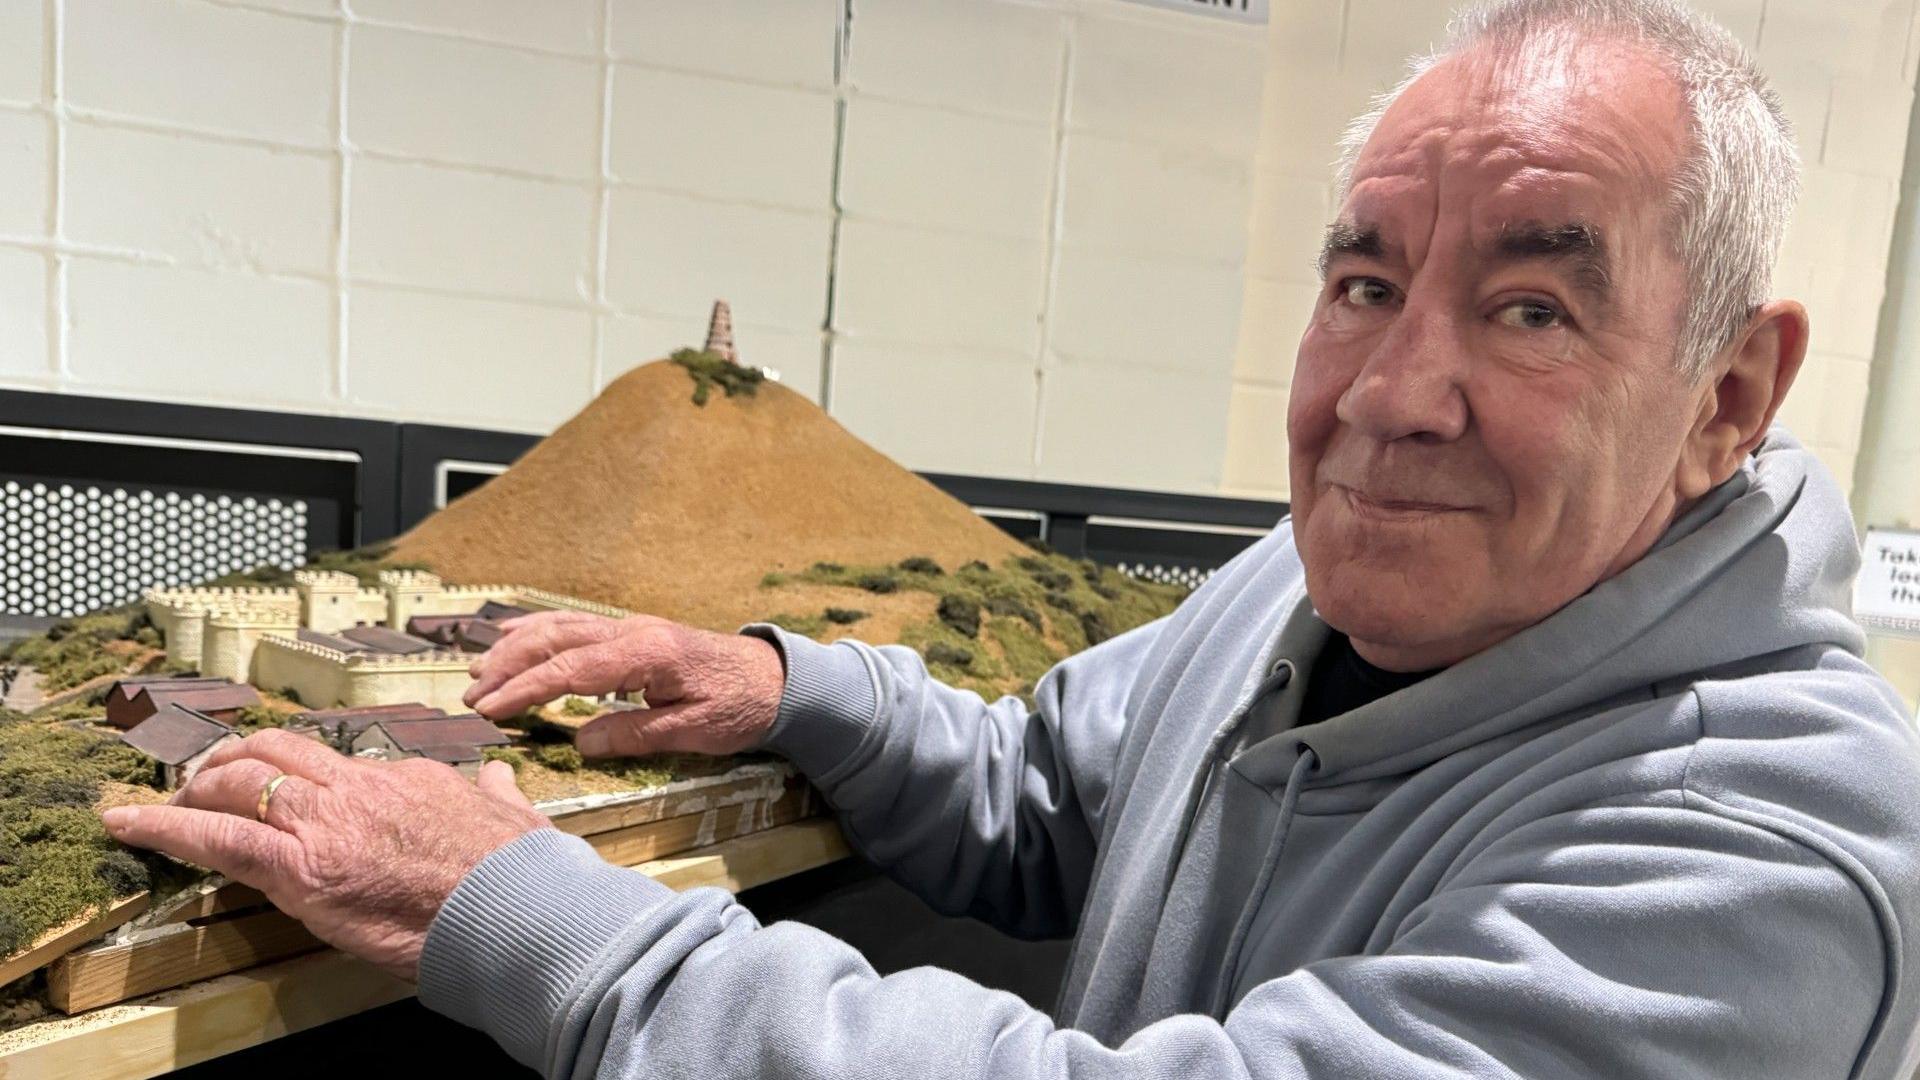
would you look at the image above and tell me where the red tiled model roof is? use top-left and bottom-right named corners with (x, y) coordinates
top-left (297, 627), bottom-right (374, 652)
top-left (294, 703), bottom-right (445, 738)
top-left (122, 705), bottom-right (236, 765)
top-left (293, 702), bottom-right (442, 723)
top-left (419, 744), bottom-right (483, 765)
top-left (377, 715), bottom-right (511, 753)
top-left (340, 626), bottom-right (437, 655)
top-left (475, 601), bottom-right (532, 622)
top-left (105, 677), bottom-right (257, 730)
top-left (456, 620), bottom-right (506, 650)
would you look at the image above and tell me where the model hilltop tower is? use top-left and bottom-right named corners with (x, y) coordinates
top-left (703, 299), bottom-right (738, 364)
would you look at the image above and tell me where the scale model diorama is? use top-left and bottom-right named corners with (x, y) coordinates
top-left (0, 302), bottom-right (1189, 1033)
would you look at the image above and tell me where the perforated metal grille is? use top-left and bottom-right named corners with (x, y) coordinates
top-left (1116, 562), bottom-right (1214, 591)
top-left (1, 482), bottom-right (307, 617)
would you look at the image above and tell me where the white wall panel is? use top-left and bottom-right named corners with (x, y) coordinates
top-left (65, 0), bottom-right (334, 145)
top-left (65, 123), bottom-right (333, 275)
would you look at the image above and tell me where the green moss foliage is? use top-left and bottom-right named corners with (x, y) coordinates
top-left (2, 609), bottom-right (145, 693)
top-left (768, 612), bottom-right (828, 638)
top-left (203, 544), bottom-right (425, 589)
top-left (0, 711), bottom-right (173, 957)
top-left (767, 551), bottom-right (1186, 701)
top-left (936, 595), bottom-right (982, 638)
top-left (234, 704), bottom-right (285, 732)
top-left (532, 743), bottom-right (584, 773)
top-left (481, 746), bottom-right (527, 773)
top-left (670, 348), bottom-right (765, 407)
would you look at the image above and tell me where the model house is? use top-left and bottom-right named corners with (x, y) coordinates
top-left (350, 714), bottom-right (511, 777)
top-left (103, 676), bottom-right (260, 731)
top-left (289, 703), bottom-right (448, 752)
top-left (120, 704), bottom-right (243, 789)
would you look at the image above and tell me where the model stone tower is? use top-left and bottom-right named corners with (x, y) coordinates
top-left (703, 299), bottom-right (738, 364)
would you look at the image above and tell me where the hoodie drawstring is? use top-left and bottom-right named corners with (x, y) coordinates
top-left (1158, 663), bottom-right (1295, 906)
top-left (1211, 744), bottom-right (1318, 1016)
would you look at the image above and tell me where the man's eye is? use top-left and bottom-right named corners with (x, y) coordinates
top-left (1341, 278), bottom-right (1396, 307)
top-left (1495, 301), bottom-right (1564, 329)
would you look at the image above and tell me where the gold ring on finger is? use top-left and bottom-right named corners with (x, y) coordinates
top-left (256, 773), bottom-right (291, 823)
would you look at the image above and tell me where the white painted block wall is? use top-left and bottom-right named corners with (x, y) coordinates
top-left (10, 1), bottom-right (1895, 503)
top-left (0, 0), bottom-right (1266, 497)
top-left (1226, 0), bottom-right (1920, 501)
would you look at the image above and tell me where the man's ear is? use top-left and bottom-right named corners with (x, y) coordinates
top-left (1677, 299), bottom-right (1809, 498)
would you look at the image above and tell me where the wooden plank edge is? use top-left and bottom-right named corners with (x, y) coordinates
top-left (636, 818), bottom-right (850, 894)
top-left (0, 951), bottom-right (410, 1080)
top-left (52, 789), bottom-right (817, 1013)
top-left (0, 819), bottom-right (849, 1079)
top-left (48, 909), bottom-right (323, 1015)
top-left (542, 763), bottom-right (799, 839)
top-left (0, 894), bottom-right (150, 988)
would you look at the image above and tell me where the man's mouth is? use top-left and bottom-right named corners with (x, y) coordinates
top-left (1338, 486), bottom-right (1470, 520)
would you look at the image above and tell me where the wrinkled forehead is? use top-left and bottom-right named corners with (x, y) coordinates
top-left (1343, 39), bottom-right (1690, 240)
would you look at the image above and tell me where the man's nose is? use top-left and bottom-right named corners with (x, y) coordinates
top-left (1334, 301), bottom-right (1470, 443)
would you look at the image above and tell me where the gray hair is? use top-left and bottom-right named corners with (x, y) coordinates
top-left (1333, 0), bottom-right (1800, 380)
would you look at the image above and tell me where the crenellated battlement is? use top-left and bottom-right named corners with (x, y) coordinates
top-left (206, 606), bottom-right (299, 630)
top-left (256, 633), bottom-right (353, 664)
top-left (156, 574), bottom-right (614, 708)
top-left (516, 587), bottom-right (630, 620)
top-left (147, 585), bottom-right (296, 605)
top-left (260, 634), bottom-right (466, 669)
top-left (439, 584), bottom-right (520, 599)
top-left (344, 649), bottom-right (472, 669)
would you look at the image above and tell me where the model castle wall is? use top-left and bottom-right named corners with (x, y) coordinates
top-left (145, 571), bottom-right (629, 711)
top-left (251, 635), bottom-right (479, 713)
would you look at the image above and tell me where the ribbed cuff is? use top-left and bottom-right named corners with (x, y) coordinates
top-left (418, 827), bottom-right (673, 1070)
top-left (738, 623), bottom-right (882, 782)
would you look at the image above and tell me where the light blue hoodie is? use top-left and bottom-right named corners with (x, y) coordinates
top-left (419, 430), bottom-right (1920, 1079)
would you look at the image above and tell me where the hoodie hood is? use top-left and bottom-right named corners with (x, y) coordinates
top-left (1233, 426), bottom-right (1866, 787)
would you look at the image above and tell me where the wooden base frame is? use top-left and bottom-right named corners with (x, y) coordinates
top-left (0, 818), bottom-right (849, 1079)
top-left (0, 762), bottom-right (846, 1078)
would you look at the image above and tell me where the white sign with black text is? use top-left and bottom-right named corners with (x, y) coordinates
top-left (1118, 0), bottom-right (1268, 24)
top-left (1856, 527), bottom-right (1920, 636)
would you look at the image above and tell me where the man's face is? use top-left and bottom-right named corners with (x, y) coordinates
top-left (1289, 40), bottom-right (1711, 671)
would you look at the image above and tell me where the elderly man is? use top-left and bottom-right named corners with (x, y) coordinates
top-left (102, 0), bottom-right (1920, 1076)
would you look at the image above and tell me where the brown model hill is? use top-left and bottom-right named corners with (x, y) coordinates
top-left (391, 359), bottom-right (1029, 632)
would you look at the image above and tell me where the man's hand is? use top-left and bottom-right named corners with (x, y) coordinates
top-left (101, 730), bottom-right (548, 982)
top-left (463, 611), bottom-right (787, 759)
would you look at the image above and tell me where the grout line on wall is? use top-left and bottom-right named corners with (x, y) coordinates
top-left (331, 6), bottom-right (352, 402)
top-left (818, 0), bottom-right (856, 411)
top-left (338, 276), bottom-right (602, 312)
top-left (343, 147), bottom-right (599, 189)
top-left (587, 0), bottom-right (615, 394)
top-left (608, 56), bottom-right (838, 98)
top-left (187, 0), bottom-right (340, 27)
top-left (60, 105), bottom-right (336, 156)
top-left (45, 0), bottom-right (66, 381)
top-left (1028, 23), bottom-right (1076, 477)
top-left (0, 235), bottom-right (310, 270)
top-left (342, 13), bottom-right (602, 66)
top-left (1336, 0), bottom-right (1351, 71)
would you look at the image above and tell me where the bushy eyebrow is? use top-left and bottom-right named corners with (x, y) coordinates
top-left (1317, 222), bottom-right (1384, 278)
top-left (1493, 220), bottom-right (1612, 305)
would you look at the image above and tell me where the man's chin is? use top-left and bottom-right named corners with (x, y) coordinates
top-left (1303, 558), bottom-right (1477, 650)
